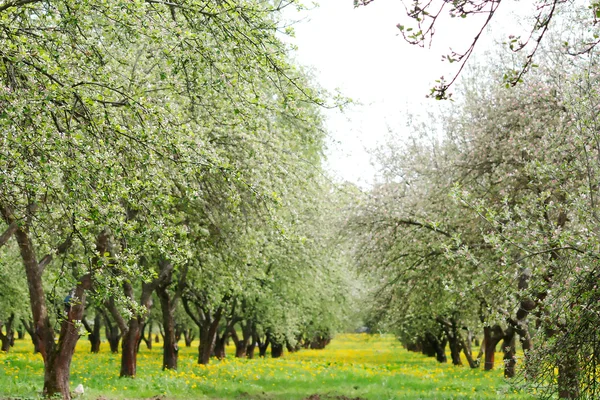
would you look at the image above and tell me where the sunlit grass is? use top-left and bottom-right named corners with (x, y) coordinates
top-left (0, 333), bottom-right (532, 399)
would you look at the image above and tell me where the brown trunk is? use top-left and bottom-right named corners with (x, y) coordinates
top-left (502, 327), bottom-right (517, 378)
top-left (247, 342), bottom-right (256, 359)
top-left (3, 206), bottom-right (93, 399)
top-left (107, 329), bottom-right (120, 353)
top-left (82, 313), bottom-right (102, 353)
top-left (268, 332), bottom-right (283, 358)
top-left (0, 312), bottom-right (15, 352)
top-left (448, 335), bottom-right (462, 366)
top-left (21, 318), bottom-right (40, 353)
top-left (459, 335), bottom-right (477, 368)
top-left (17, 325), bottom-right (24, 340)
top-left (558, 347), bottom-right (579, 399)
top-left (197, 324), bottom-right (211, 364)
top-left (423, 332), bottom-right (447, 363)
top-left (214, 332), bottom-right (227, 359)
top-left (286, 340), bottom-right (296, 353)
top-left (271, 340), bottom-right (283, 358)
top-left (102, 309), bottom-right (121, 353)
top-left (483, 325), bottom-right (504, 370)
top-left (120, 319), bottom-right (141, 377)
top-left (441, 319), bottom-right (462, 366)
top-left (194, 316), bottom-right (222, 365)
top-left (231, 324), bottom-right (252, 358)
top-left (157, 282), bottom-right (178, 370)
top-left (116, 260), bottom-right (174, 377)
top-left (184, 327), bottom-right (195, 347)
top-left (258, 333), bottom-right (270, 358)
top-left (139, 320), bottom-right (152, 351)
top-left (146, 320), bottom-right (153, 349)
top-left (232, 330), bottom-right (247, 358)
top-left (424, 332), bottom-right (448, 363)
top-left (182, 291), bottom-right (224, 365)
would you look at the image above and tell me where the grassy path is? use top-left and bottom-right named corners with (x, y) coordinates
top-left (0, 334), bottom-right (532, 399)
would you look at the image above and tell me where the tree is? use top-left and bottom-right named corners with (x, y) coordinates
top-left (0, 0), bottom-right (332, 397)
top-left (355, 0), bottom-right (600, 98)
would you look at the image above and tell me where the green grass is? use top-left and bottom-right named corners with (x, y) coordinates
top-left (0, 334), bottom-right (532, 399)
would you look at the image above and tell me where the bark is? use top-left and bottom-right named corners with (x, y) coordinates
top-left (448, 335), bottom-right (462, 366)
top-left (157, 285), bottom-right (177, 370)
top-left (257, 332), bottom-right (270, 358)
top-left (459, 338), bottom-right (477, 368)
top-left (101, 307), bottom-right (122, 353)
top-left (120, 317), bottom-right (142, 377)
top-left (0, 312), bottom-right (15, 352)
top-left (156, 261), bottom-right (187, 370)
top-left (111, 259), bottom-right (174, 377)
top-left (81, 312), bottom-right (102, 353)
top-left (213, 302), bottom-right (239, 360)
top-left (231, 328), bottom-right (247, 358)
top-left (0, 220), bottom-right (18, 249)
top-left (286, 340), bottom-right (296, 353)
top-left (439, 318), bottom-right (462, 366)
top-left (483, 325), bottom-right (504, 370)
top-left (16, 324), bottom-right (24, 340)
top-left (118, 282), bottom-right (149, 377)
top-left (502, 326), bottom-right (517, 378)
top-left (183, 327), bottom-right (195, 347)
top-left (183, 294), bottom-right (224, 365)
top-left (270, 337), bottom-right (283, 358)
top-left (2, 205), bottom-right (95, 399)
top-left (309, 335), bottom-right (331, 349)
top-left (475, 337), bottom-right (485, 368)
top-left (246, 341), bottom-right (256, 359)
top-left (139, 319), bottom-right (153, 351)
top-left (558, 348), bottom-right (580, 399)
top-left (406, 340), bottom-right (423, 353)
top-left (214, 330), bottom-right (228, 359)
top-left (21, 318), bottom-right (40, 353)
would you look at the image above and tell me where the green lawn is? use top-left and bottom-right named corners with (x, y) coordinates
top-left (0, 333), bottom-right (532, 399)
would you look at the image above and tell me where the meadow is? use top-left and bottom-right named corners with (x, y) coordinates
top-left (0, 333), bottom-right (532, 399)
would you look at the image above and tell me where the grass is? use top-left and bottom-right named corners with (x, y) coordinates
top-left (0, 333), bottom-right (533, 399)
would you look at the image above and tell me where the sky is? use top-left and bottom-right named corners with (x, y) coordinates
top-left (282, 0), bottom-right (521, 186)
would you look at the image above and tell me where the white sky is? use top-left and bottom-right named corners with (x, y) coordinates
top-left (283, 0), bottom-right (522, 186)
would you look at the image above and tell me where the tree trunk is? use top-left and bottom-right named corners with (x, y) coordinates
top-left (458, 333), bottom-right (478, 368)
top-left (197, 324), bottom-right (211, 364)
top-left (447, 335), bottom-right (462, 366)
top-left (107, 329), bottom-right (120, 353)
top-left (483, 325), bottom-right (504, 370)
top-left (139, 319), bottom-right (152, 351)
top-left (157, 284), bottom-right (178, 370)
top-left (3, 207), bottom-right (95, 399)
top-left (502, 327), bottom-right (517, 378)
top-left (182, 292), bottom-right (224, 366)
top-left (82, 313), bottom-right (102, 353)
top-left (232, 329), bottom-right (247, 358)
top-left (558, 346), bottom-right (579, 399)
top-left (247, 341), bottom-right (256, 359)
top-left (214, 332), bottom-right (227, 359)
top-left (0, 312), bottom-right (15, 352)
top-left (102, 312), bottom-right (121, 354)
top-left (271, 340), bottom-right (283, 358)
top-left (120, 319), bottom-right (141, 377)
top-left (147, 320), bottom-right (153, 349)
top-left (257, 333), bottom-right (270, 358)
top-left (424, 332), bottom-right (447, 363)
top-left (184, 327), bottom-right (195, 347)
top-left (21, 318), bottom-right (40, 353)
top-left (17, 324), bottom-right (24, 340)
